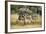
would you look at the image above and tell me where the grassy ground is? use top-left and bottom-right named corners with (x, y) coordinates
top-left (11, 14), bottom-right (42, 29)
top-left (11, 24), bottom-right (41, 29)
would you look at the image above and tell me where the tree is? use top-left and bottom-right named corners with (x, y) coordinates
top-left (18, 6), bottom-right (32, 25)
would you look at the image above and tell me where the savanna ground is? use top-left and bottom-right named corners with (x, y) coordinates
top-left (11, 14), bottom-right (42, 29)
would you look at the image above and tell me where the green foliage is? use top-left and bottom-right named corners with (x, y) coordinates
top-left (11, 5), bottom-right (42, 15)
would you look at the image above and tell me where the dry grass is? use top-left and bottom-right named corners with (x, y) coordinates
top-left (11, 14), bottom-right (42, 25)
top-left (11, 14), bottom-right (42, 29)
